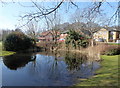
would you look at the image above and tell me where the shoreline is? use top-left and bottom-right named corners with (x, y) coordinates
top-left (75, 55), bottom-right (119, 86)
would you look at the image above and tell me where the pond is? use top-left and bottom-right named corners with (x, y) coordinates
top-left (0, 51), bottom-right (100, 86)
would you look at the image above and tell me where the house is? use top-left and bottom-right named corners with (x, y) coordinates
top-left (38, 30), bottom-right (69, 42)
top-left (93, 28), bottom-right (120, 42)
top-left (38, 30), bottom-right (60, 42)
top-left (59, 31), bottom-right (68, 42)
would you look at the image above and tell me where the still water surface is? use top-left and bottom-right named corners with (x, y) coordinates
top-left (0, 51), bottom-right (100, 86)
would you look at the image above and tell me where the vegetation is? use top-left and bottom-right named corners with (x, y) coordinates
top-left (65, 30), bottom-right (89, 49)
top-left (0, 42), bottom-right (15, 56)
top-left (0, 51), bottom-right (15, 56)
top-left (65, 52), bottom-right (87, 71)
top-left (0, 42), bottom-right (2, 50)
top-left (1, 29), bottom-right (14, 41)
top-left (75, 55), bottom-right (119, 86)
top-left (4, 32), bottom-right (33, 52)
top-left (24, 21), bottom-right (40, 44)
top-left (3, 53), bottom-right (36, 70)
top-left (104, 49), bottom-right (120, 55)
top-left (108, 43), bottom-right (120, 45)
top-left (0, 1), bottom-right (119, 87)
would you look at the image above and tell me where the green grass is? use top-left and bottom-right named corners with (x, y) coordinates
top-left (0, 42), bottom-right (15, 56)
top-left (108, 42), bottom-right (120, 45)
top-left (75, 55), bottom-right (119, 86)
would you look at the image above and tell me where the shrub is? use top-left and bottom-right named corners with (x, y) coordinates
top-left (78, 39), bottom-right (89, 48)
top-left (104, 49), bottom-right (120, 55)
top-left (65, 30), bottom-right (89, 48)
top-left (4, 32), bottom-right (33, 51)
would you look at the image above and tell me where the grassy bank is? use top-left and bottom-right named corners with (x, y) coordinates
top-left (108, 43), bottom-right (120, 45)
top-left (0, 42), bottom-right (15, 56)
top-left (75, 55), bottom-right (119, 86)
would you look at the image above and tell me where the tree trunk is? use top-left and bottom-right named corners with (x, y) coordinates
top-left (90, 35), bottom-right (94, 47)
top-left (91, 39), bottom-right (94, 47)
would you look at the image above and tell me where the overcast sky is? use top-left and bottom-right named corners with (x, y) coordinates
top-left (0, 1), bottom-right (118, 30)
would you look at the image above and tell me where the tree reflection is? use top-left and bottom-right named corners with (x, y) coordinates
top-left (3, 53), bottom-right (36, 70)
top-left (65, 52), bottom-right (87, 71)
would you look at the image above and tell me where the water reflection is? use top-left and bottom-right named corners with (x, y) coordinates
top-left (1, 51), bottom-right (100, 86)
top-left (65, 52), bottom-right (87, 71)
top-left (3, 53), bottom-right (36, 70)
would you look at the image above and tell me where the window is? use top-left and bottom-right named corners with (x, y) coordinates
top-left (109, 31), bottom-right (113, 39)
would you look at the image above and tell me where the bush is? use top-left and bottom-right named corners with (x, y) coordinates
top-left (104, 49), bottom-right (120, 55)
top-left (65, 30), bottom-right (89, 49)
top-left (78, 39), bottom-right (89, 48)
top-left (4, 32), bottom-right (33, 51)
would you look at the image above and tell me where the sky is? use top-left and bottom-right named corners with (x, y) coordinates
top-left (0, 1), bottom-right (119, 30)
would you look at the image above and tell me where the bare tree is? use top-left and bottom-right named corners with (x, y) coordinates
top-left (71, 7), bottom-right (108, 46)
top-left (46, 14), bottom-right (62, 51)
top-left (23, 21), bottom-right (40, 45)
top-left (1, 29), bottom-right (14, 41)
top-left (82, 10), bottom-right (101, 47)
top-left (70, 9), bottom-right (85, 23)
top-left (18, 0), bottom-right (79, 28)
top-left (0, 0), bottom-right (119, 27)
top-left (17, 1), bottom-right (119, 27)
top-left (70, 9), bottom-right (88, 35)
top-left (1, 1), bottom-right (119, 46)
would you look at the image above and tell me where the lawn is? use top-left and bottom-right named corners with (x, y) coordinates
top-left (75, 55), bottom-right (119, 86)
top-left (108, 42), bottom-right (120, 45)
top-left (0, 42), bottom-right (15, 56)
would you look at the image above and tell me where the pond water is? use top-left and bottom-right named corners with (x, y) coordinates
top-left (0, 51), bottom-right (100, 86)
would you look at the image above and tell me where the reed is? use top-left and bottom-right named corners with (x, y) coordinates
top-left (86, 43), bottom-right (120, 60)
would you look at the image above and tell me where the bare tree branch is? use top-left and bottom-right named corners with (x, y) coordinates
top-left (11, 0), bottom-right (118, 28)
top-left (108, 2), bottom-right (120, 25)
top-left (69, 0), bottom-right (78, 8)
top-left (18, 0), bottom-right (65, 28)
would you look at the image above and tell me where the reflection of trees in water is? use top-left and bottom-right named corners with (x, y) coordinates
top-left (2, 51), bottom-right (99, 83)
top-left (3, 53), bottom-right (36, 70)
top-left (30, 52), bottom-right (98, 78)
top-left (47, 52), bottom-right (65, 79)
top-left (64, 52), bottom-right (99, 78)
top-left (65, 52), bottom-right (87, 71)
top-left (27, 52), bottom-right (65, 80)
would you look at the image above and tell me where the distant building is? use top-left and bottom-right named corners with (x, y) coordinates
top-left (38, 30), bottom-right (69, 42)
top-left (59, 31), bottom-right (68, 42)
top-left (38, 30), bottom-right (60, 42)
top-left (93, 28), bottom-right (120, 42)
